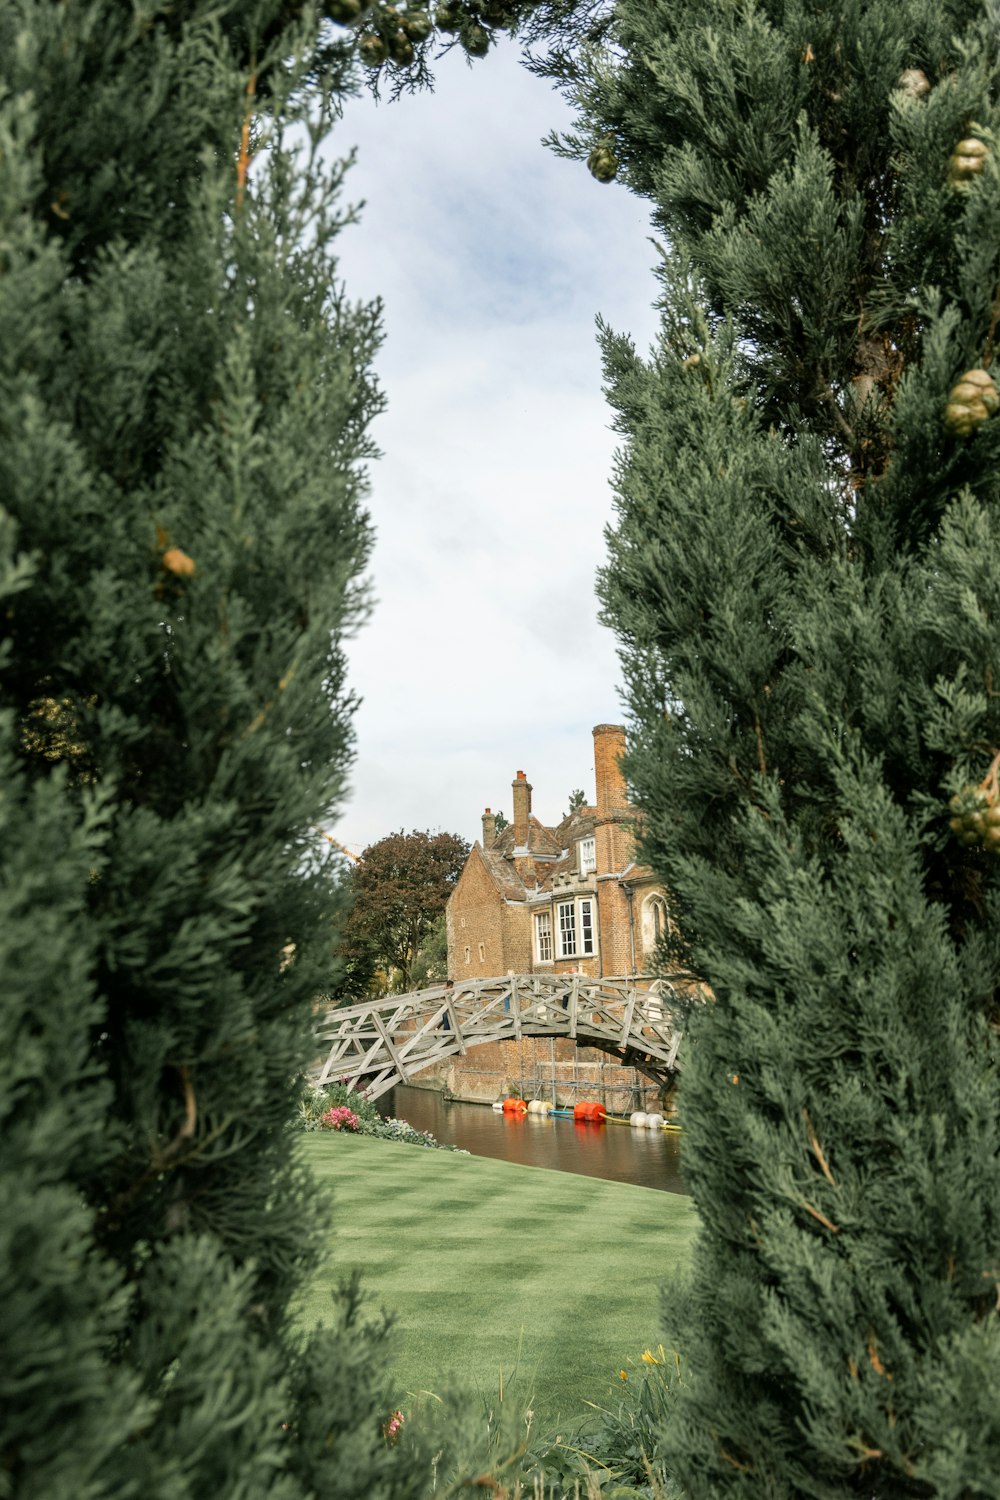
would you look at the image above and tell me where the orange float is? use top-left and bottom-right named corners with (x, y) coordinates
top-left (502, 1097), bottom-right (528, 1114)
top-left (573, 1101), bottom-right (607, 1122)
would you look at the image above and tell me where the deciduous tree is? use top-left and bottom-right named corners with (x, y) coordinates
top-left (408, 911), bottom-right (450, 989)
top-left (340, 830), bottom-right (469, 993)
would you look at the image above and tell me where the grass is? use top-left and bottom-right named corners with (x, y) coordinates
top-left (298, 1134), bottom-right (699, 1429)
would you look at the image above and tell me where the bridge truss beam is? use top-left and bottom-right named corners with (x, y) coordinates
top-left (312, 974), bottom-right (689, 1102)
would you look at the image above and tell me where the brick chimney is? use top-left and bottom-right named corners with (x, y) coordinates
top-left (512, 770), bottom-right (532, 846)
top-left (593, 724), bottom-right (628, 816)
top-left (482, 807), bottom-right (496, 846)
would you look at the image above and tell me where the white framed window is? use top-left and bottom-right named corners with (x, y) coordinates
top-left (557, 898), bottom-right (597, 958)
top-left (557, 901), bottom-right (576, 958)
top-left (478, 942), bottom-right (486, 962)
top-left (535, 911), bottom-right (552, 963)
top-left (641, 893), bottom-right (669, 964)
top-left (578, 836), bottom-right (596, 875)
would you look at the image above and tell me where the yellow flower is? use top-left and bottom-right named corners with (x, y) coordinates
top-left (642, 1347), bottom-right (664, 1365)
top-left (619, 1369), bottom-right (628, 1381)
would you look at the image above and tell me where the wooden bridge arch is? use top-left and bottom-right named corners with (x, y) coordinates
top-left (312, 973), bottom-right (688, 1103)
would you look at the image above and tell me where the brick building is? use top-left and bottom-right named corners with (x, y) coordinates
top-left (431, 725), bottom-right (674, 1109)
top-left (446, 724), bottom-right (670, 981)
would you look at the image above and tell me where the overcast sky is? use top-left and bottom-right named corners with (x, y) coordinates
top-left (327, 35), bottom-right (660, 855)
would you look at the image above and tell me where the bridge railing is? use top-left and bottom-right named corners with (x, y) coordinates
top-left (312, 973), bottom-right (697, 1101)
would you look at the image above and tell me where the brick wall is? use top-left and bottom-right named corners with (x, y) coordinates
top-left (595, 877), bottom-right (633, 975)
top-left (413, 1035), bottom-right (672, 1113)
top-left (447, 852), bottom-right (504, 978)
top-left (504, 902), bottom-right (532, 973)
top-left (447, 849), bottom-right (531, 978)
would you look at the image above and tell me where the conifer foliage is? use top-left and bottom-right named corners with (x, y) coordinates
top-left (547, 1), bottom-right (1000, 1495)
top-left (0, 4), bottom-right (419, 1495)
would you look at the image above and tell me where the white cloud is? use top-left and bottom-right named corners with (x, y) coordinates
top-left (326, 36), bottom-right (660, 853)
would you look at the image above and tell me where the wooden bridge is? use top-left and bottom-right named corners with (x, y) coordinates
top-left (312, 973), bottom-right (691, 1102)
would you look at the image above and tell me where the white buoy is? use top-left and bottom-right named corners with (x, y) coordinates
top-left (492, 1101), bottom-right (504, 1112)
top-left (527, 1099), bottom-right (542, 1114)
top-left (645, 1113), bottom-right (665, 1129)
top-left (630, 1111), bottom-right (648, 1128)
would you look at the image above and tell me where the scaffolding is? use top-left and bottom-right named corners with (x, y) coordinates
top-left (509, 1038), bottom-right (666, 1113)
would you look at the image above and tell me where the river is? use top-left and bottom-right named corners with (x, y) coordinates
top-left (378, 1084), bottom-right (687, 1194)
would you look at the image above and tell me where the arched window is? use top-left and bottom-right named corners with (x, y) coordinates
top-left (640, 893), bottom-right (669, 969)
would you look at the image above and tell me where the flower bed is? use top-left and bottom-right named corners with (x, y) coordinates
top-left (299, 1082), bottom-right (467, 1153)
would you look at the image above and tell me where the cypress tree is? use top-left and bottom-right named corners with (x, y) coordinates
top-left (0, 4), bottom-right (423, 1494)
top-left (539, 1), bottom-right (1000, 1494)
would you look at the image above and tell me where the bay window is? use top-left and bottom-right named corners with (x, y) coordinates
top-left (556, 897), bottom-right (596, 959)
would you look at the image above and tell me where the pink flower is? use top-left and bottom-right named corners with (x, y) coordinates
top-left (320, 1105), bottom-right (360, 1132)
top-left (382, 1410), bottom-right (404, 1444)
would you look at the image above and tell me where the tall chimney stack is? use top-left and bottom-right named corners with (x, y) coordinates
top-left (512, 770), bottom-right (532, 846)
top-left (482, 807), bottom-right (496, 847)
top-left (593, 724), bottom-right (628, 816)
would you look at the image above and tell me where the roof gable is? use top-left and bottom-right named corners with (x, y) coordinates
top-left (451, 841), bottom-right (529, 904)
top-left (491, 814), bottom-right (563, 860)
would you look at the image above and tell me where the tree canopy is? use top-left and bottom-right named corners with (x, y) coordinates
top-left (339, 829), bottom-right (470, 994)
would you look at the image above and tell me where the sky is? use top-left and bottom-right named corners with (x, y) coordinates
top-left (326, 34), bottom-right (661, 855)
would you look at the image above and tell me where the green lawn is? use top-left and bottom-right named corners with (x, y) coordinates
top-left (298, 1134), bottom-right (699, 1427)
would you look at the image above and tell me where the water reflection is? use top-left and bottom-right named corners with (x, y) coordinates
top-left (378, 1085), bottom-right (687, 1195)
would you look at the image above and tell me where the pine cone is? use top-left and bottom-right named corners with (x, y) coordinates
top-left (402, 11), bottom-right (433, 40)
top-left (587, 144), bottom-right (618, 183)
top-left (948, 136), bottom-right (989, 189)
top-left (461, 23), bottom-right (491, 56)
top-left (325, 0), bottom-right (365, 21)
top-left (389, 29), bottom-right (415, 63)
top-left (358, 30), bottom-right (388, 64)
top-left (161, 545), bottom-right (196, 578)
top-left (949, 785), bottom-right (997, 850)
top-left (944, 368), bottom-right (1000, 436)
top-left (896, 68), bottom-right (930, 99)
